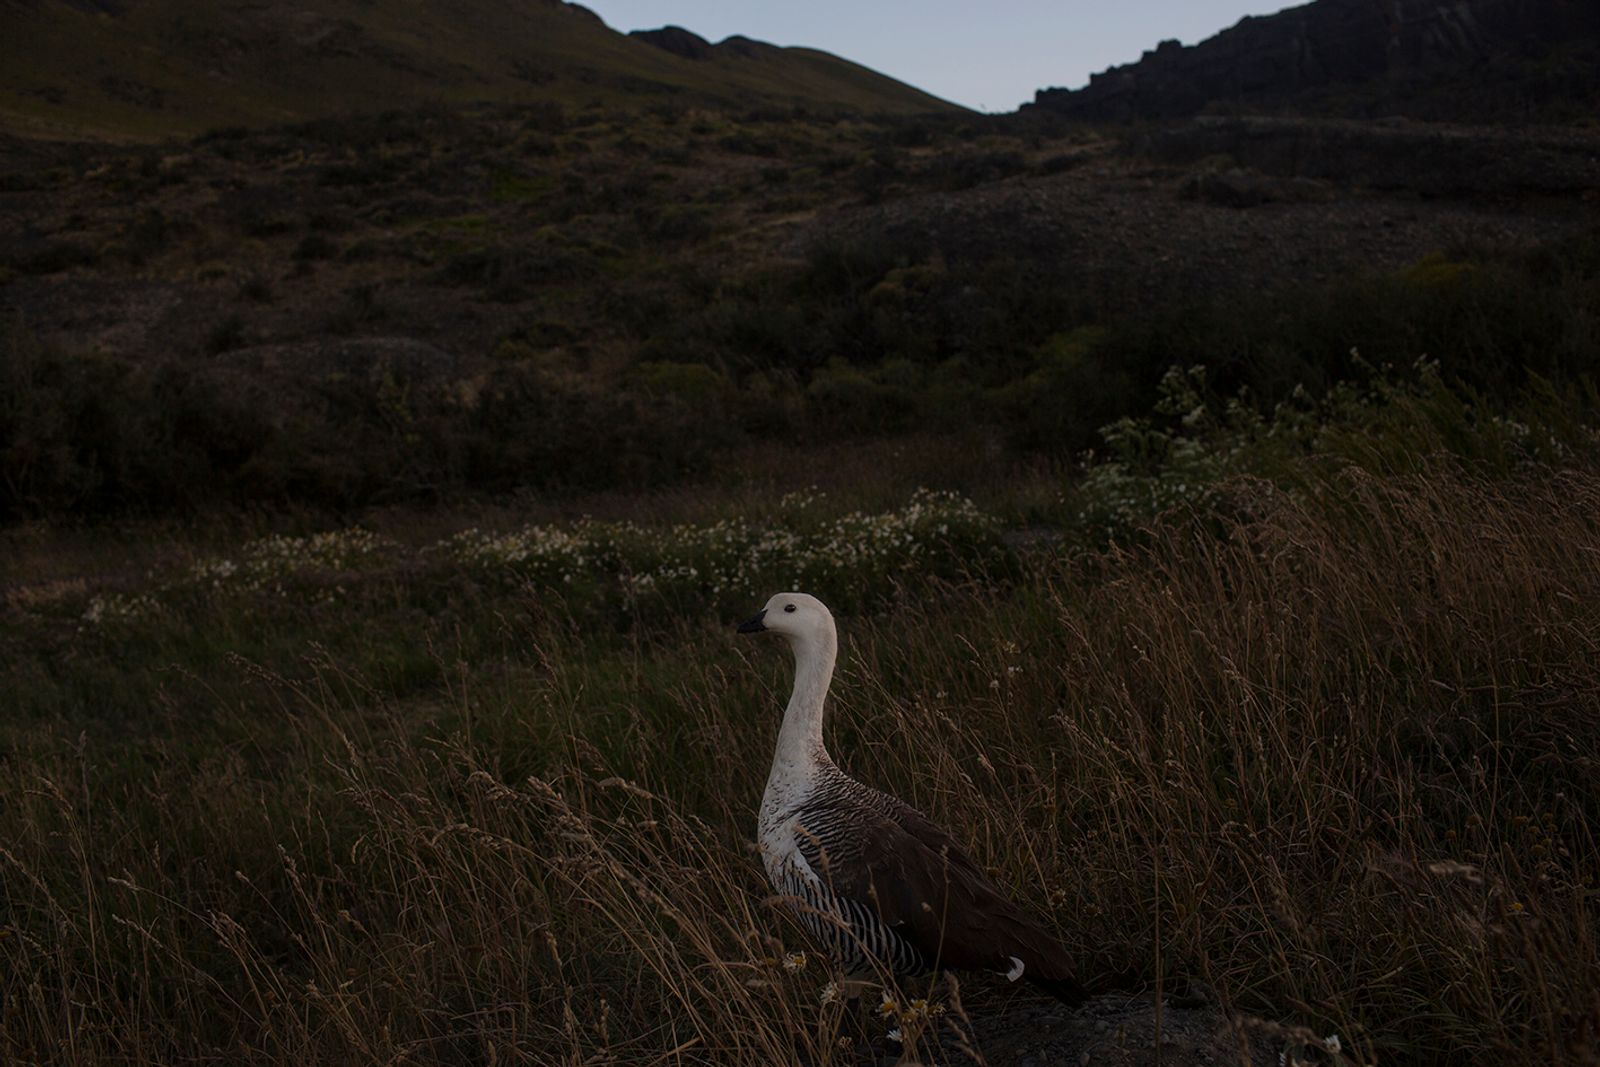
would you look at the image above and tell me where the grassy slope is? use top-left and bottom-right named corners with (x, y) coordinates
top-left (0, 0), bottom-right (958, 141)
top-left (3, 424), bottom-right (1598, 1063)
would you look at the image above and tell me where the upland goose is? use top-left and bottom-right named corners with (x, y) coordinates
top-left (738, 592), bottom-right (1086, 1003)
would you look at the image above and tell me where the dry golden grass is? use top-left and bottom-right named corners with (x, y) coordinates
top-left (3, 459), bottom-right (1598, 1064)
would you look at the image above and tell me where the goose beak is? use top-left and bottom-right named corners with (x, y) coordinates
top-left (736, 609), bottom-right (768, 634)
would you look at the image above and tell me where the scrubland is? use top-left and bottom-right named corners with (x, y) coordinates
top-left (3, 103), bottom-right (1600, 1065)
top-left (5, 104), bottom-right (1597, 519)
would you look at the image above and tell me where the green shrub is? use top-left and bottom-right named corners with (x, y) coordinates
top-left (804, 359), bottom-right (916, 434)
top-left (643, 204), bottom-right (714, 245)
top-left (494, 320), bottom-right (581, 358)
top-left (294, 233), bottom-right (338, 261)
top-left (225, 185), bottom-right (299, 236)
top-left (989, 327), bottom-right (1129, 452)
top-left (0, 317), bottom-right (198, 517)
top-left (1066, 359), bottom-right (1600, 541)
top-left (464, 363), bottom-right (732, 494)
top-left (490, 169), bottom-right (553, 202)
top-left (120, 208), bottom-right (179, 265)
top-left (318, 155), bottom-right (405, 188)
top-left (629, 361), bottom-right (729, 406)
top-left (432, 242), bottom-right (600, 301)
top-left (919, 148), bottom-right (1029, 190)
top-left (4, 238), bottom-right (96, 275)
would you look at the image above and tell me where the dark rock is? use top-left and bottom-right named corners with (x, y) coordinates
top-left (1027, 0), bottom-right (1600, 122)
top-left (940, 994), bottom-right (1282, 1066)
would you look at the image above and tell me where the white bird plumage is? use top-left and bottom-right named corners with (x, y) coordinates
top-left (737, 592), bottom-right (1087, 1002)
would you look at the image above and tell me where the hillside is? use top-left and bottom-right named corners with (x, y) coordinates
top-left (1028, 0), bottom-right (1600, 122)
top-left (4, 94), bottom-right (1596, 517)
top-left (3, 3), bottom-right (1599, 1061)
top-left (0, 0), bottom-right (957, 141)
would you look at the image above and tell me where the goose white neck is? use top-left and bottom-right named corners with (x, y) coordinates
top-left (770, 625), bottom-right (837, 778)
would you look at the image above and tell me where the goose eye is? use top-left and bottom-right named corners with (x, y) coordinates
top-left (784, 604), bottom-right (797, 613)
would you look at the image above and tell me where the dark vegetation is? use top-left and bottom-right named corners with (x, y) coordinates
top-left (3, 380), bottom-right (1599, 1065)
top-left (3, 86), bottom-right (1600, 1065)
top-left (3, 102), bottom-right (1598, 519)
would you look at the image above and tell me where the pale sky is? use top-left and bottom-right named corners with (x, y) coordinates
top-left (577, 1), bottom-right (1299, 112)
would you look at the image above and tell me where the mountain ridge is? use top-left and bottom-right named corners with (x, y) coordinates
top-left (0, 0), bottom-right (958, 141)
top-left (1028, 0), bottom-right (1600, 123)
top-left (627, 26), bottom-right (784, 63)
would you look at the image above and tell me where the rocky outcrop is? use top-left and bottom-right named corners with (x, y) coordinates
top-left (1028, 0), bottom-right (1600, 121)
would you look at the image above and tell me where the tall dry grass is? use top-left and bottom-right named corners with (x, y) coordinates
top-left (3, 461), bottom-right (1598, 1064)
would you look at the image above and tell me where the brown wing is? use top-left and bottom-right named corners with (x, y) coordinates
top-left (829, 798), bottom-right (1082, 989)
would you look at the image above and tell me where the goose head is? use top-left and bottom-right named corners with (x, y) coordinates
top-left (737, 592), bottom-right (834, 645)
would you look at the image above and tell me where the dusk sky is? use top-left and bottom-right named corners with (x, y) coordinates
top-left (578, 1), bottom-right (1299, 113)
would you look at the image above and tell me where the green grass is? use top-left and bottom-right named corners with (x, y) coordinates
top-left (3, 379), bottom-right (1598, 1064)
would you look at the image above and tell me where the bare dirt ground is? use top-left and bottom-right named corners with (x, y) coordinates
top-left (955, 994), bottom-right (1281, 1067)
top-left (834, 989), bottom-right (1288, 1066)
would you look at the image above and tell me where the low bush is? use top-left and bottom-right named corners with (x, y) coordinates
top-left (1066, 358), bottom-right (1600, 541)
top-left (0, 320), bottom-right (737, 519)
top-left (3, 237), bottom-right (96, 275)
top-left (432, 241), bottom-right (602, 300)
top-left (293, 233), bottom-right (338, 261)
